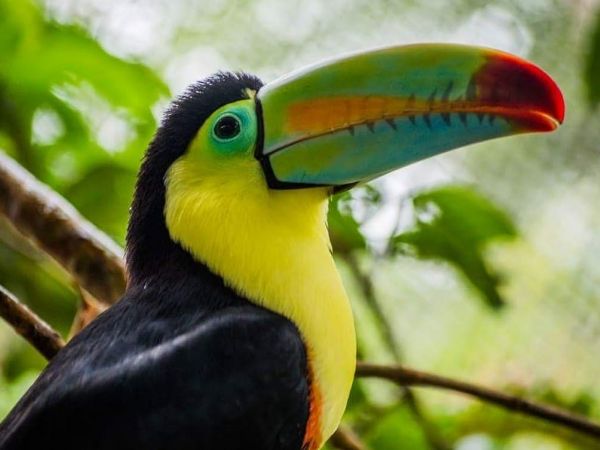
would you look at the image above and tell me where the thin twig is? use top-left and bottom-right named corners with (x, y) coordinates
top-left (356, 362), bottom-right (600, 439)
top-left (69, 287), bottom-right (108, 338)
top-left (344, 253), bottom-right (403, 362)
top-left (0, 285), bottom-right (64, 359)
top-left (0, 153), bottom-right (126, 305)
top-left (2, 153), bottom-right (600, 442)
top-left (329, 424), bottom-right (365, 450)
top-left (344, 252), bottom-right (449, 450)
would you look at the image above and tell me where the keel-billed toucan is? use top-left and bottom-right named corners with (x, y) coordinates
top-left (0, 44), bottom-right (563, 450)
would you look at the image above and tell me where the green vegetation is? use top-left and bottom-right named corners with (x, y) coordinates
top-left (1, 0), bottom-right (600, 448)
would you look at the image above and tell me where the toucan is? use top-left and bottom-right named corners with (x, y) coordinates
top-left (0, 44), bottom-right (563, 450)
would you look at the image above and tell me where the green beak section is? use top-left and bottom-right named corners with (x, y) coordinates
top-left (255, 44), bottom-right (564, 189)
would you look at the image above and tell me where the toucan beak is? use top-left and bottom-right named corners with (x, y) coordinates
top-left (255, 44), bottom-right (564, 190)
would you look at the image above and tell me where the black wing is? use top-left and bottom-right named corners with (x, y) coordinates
top-left (0, 305), bottom-right (309, 450)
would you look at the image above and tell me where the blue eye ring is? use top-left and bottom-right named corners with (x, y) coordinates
top-left (212, 113), bottom-right (242, 141)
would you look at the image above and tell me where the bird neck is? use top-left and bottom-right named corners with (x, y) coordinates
top-left (163, 156), bottom-right (356, 446)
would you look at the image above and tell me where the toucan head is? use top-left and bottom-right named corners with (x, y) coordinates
top-left (126, 44), bottom-right (564, 284)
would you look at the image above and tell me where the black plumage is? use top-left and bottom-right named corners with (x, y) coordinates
top-left (0, 73), bottom-right (310, 450)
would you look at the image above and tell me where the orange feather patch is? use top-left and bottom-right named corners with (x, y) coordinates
top-left (303, 363), bottom-right (323, 450)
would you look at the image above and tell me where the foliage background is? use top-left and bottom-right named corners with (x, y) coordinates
top-left (1, 0), bottom-right (600, 449)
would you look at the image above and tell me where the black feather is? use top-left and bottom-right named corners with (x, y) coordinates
top-left (0, 73), bottom-right (311, 450)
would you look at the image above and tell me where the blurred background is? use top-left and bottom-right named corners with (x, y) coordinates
top-left (1, 0), bottom-right (599, 448)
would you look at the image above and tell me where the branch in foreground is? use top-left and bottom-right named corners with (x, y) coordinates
top-left (356, 362), bottom-right (600, 439)
top-left (0, 153), bottom-right (126, 305)
top-left (2, 153), bottom-right (600, 442)
top-left (0, 282), bottom-right (366, 449)
top-left (0, 285), bottom-right (64, 359)
top-left (2, 278), bottom-right (600, 442)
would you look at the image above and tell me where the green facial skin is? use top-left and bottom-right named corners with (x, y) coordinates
top-left (198, 100), bottom-right (258, 158)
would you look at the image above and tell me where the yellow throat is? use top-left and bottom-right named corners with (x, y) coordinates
top-left (164, 151), bottom-right (356, 446)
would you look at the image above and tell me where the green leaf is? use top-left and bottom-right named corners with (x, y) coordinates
top-left (365, 406), bottom-right (430, 450)
top-left (64, 164), bottom-right (137, 244)
top-left (0, 371), bottom-right (39, 420)
top-left (585, 9), bottom-right (600, 107)
top-left (393, 186), bottom-right (517, 309)
top-left (3, 23), bottom-right (168, 117)
top-left (0, 1), bottom-right (42, 59)
top-left (329, 194), bottom-right (367, 254)
top-left (0, 0), bottom-right (168, 182)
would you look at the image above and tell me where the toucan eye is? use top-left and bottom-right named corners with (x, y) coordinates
top-left (203, 101), bottom-right (257, 156)
top-left (213, 114), bottom-right (241, 140)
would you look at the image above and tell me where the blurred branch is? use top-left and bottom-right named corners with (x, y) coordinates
top-left (0, 284), bottom-right (64, 359)
top-left (0, 153), bottom-right (126, 305)
top-left (69, 287), bottom-right (108, 338)
top-left (343, 252), bottom-right (449, 450)
top-left (329, 424), bottom-right (365, 450)
top-left (344, 253), bottom-right (403, 361)
top-left (2, 152), bottom-right (600, 442)
top-left (356, 362), bottom-right (600, 439)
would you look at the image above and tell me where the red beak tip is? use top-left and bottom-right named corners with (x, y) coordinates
top-left (482, 51), bottom-right (565, 131)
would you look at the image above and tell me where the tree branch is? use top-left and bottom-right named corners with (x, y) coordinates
top-left (0, 153), bottom-right (126, 305)
top-left (343, 252), bottom-right (449, 450)
top-left (69, 287), bottom-right (108, 338)
top-left (2, 153), bottom-right (600, 442)
top-left (0, 284), bottom-right (64, 359)
top-left (329, 424), bottom-right (365, 450)
top-left (356, 362), bottom-right (600, 439)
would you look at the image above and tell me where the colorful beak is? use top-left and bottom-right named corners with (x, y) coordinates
top-left (255, 44), bottom-right (564, 189)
